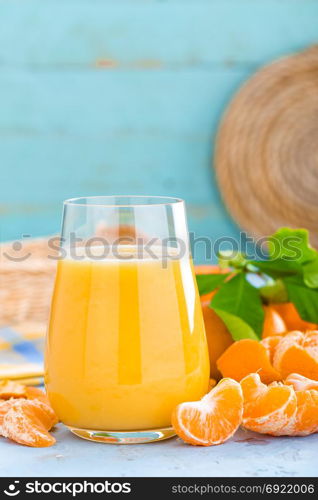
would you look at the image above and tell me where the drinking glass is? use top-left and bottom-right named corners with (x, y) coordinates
top-left (45, 196), bottom-right (209, 444)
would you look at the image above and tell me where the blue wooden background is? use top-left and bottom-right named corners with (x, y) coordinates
top-left (1, 0), bottom-right (317, 262)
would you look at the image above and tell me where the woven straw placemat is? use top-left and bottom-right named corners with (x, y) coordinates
top-left (214, 45), bottom-right (318, 246)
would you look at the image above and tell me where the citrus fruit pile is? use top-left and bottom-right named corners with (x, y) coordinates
top-left (173, 264), bottom-right (318, 446)
top-left (0, 381), bottom-right (58, 447)
top-left (172, 372), bottom-right (318, 446)
top-left (173, 295), bottom-right (318, 445)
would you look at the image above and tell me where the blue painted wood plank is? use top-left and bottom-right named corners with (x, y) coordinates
top-left (0, 1), bottom-right (317, 68)
top-left (0, 0), bottom-right (316, 262)
top-left (0, 131), bottom-right (240, 264)
top-left (0, 68), bottom-right (249, 134)
top-left (0, 66), bottom-right (247, 257)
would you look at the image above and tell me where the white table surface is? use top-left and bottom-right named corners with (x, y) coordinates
top-left (1, 424), bottom-right (317, 477)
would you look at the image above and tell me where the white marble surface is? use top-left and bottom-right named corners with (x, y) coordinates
top-left (0, 424), bottom-right (317, 477)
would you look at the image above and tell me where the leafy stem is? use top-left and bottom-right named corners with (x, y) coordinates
top-left (196, 228), bottom-right (318, 341)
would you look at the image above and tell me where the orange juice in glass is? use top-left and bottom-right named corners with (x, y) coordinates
top-left (45, 196), bottom-right (209, 443)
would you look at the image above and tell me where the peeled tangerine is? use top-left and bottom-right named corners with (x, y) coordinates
top-left (1, 399), bottom-right (58, 447)
top-left (171, 378), bottom-right (243, 446)
top-left (285, 374), bottom-right (318, 436)
top-left (241, 373), bottom-right (318, 436)
top-left (0, 381), bottom-right (58, 447)
top-left (271, 331), bottom-right (318, 380)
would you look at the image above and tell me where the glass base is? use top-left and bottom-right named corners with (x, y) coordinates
top-left (68, 425), bottom-right (176, 444)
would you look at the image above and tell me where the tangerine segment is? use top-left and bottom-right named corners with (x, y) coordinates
top-left (273, 331), bottom-right (318, 380)
top-left (0, 381), bottom-right (26, 399)
top-left (1, 388), bottom-right (57, 427)
top-left (262, 306), bottom-right (286, 339)
top-left (283, 375), bottom-right (318, 436)
top-left (261, 336), bottom-right (281, 364)
top-left (290, 390), bottom-right (318, 436)
top-left (28, 399), bottom-right (59, 429)
top-left (285, 373), bottom-right (318, 391)
top-left (217, 339), bottom-right (282, 384)
top-left (0, 400), bottom-right (14, 427)
top-left (1, 400), bottom-right (56, 447)
top-left (241, 374), bottom-right (297, 436)
top-left (171, 378), bottom-right (243, 446)
top-left (26, 386), bottom-right (51, 406)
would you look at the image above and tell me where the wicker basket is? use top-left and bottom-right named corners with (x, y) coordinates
top-left (0, 237), bottom-right (57, 329)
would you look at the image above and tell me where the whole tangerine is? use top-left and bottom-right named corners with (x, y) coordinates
top-left (273, 302), bottom-right (317, 331)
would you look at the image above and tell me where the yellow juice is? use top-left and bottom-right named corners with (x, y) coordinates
top-left (45, 247), bottom-right (209, 430)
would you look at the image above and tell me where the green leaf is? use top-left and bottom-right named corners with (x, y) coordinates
top-left (303, 258), bottom-right (318, 288)
top-left (210, 273), bottom-right (264, 339)
top-left (196, 273), bottom-right (230, 296)
top-left (253, 259), bottom-right (302, 279)
top-left (283, 276), bottom-right (318, 323)
top-left (268, 228), bottom-right (317, 263)
top-left (212, 309), bottom-right (259, 341)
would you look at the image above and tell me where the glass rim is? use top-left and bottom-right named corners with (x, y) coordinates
top-left (63, 195), bottom-right (185, 208)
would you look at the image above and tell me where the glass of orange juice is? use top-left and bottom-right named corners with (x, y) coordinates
top-left (45, 196), bottom-right (209, 444)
